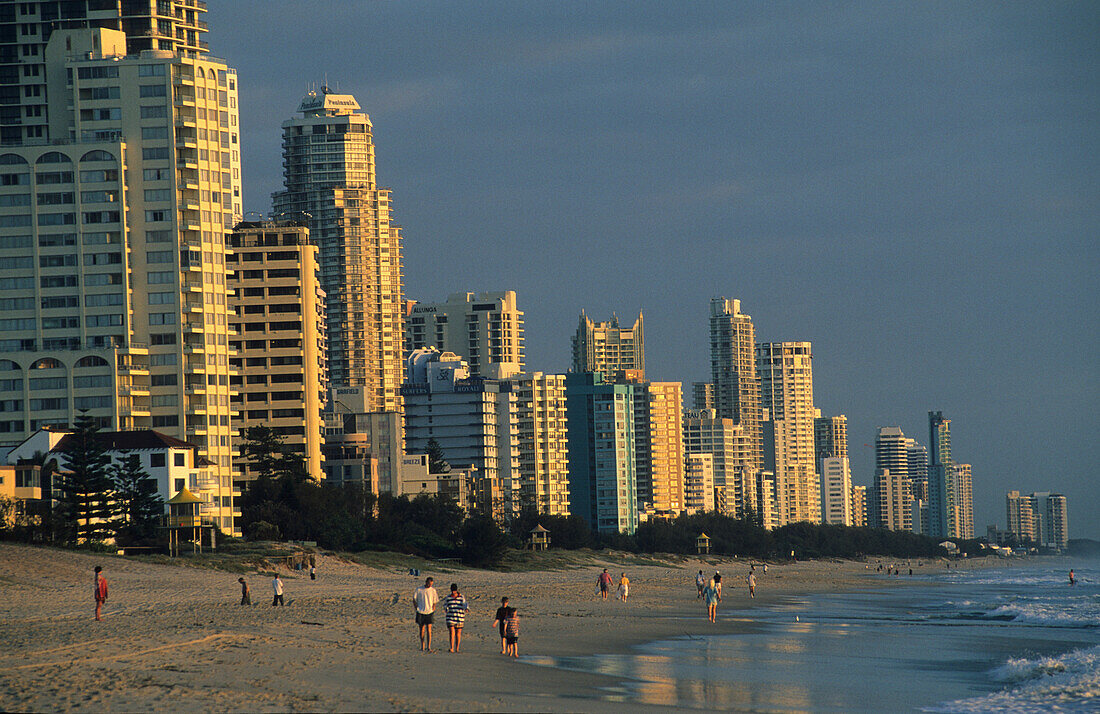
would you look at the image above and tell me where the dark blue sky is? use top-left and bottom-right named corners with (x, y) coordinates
top-left (210, 1), bottom-right (1099, 538)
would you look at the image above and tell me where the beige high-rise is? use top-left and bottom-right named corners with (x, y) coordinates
top-left (709, 298), bottom-right (762, 470)
top-left (683, 408), bottom-right (758, 520)
top-left (571, 311), bottom-right (644, 377)
top-left (503, 372), bottom-right (569, 516)
top-left (0, 23), bottom-right (240, 532)
top-left (757, 342), bottom-right (819, 525)
top-left (629, 380), bottom-right (684, 516)
top-left (953, 463), bottom-right (974, 539)
top-left (406, 291), bottom-right (524, 378)
top-left (227, 222), bottom-right (327, 482)
top-left (273, 90), bottom-right (403, 411)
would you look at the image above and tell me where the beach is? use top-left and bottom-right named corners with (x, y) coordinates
top-left (0, 542), bottom-right (955, 712)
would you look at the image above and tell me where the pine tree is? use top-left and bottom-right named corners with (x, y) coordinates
top-left (111, 453), bottom-right (164, 545)
top-left (56, 413), bottom-right (115, 544)
top-left (239, 425), bottom-right (308, 482)
top-left (426, 438), bottom-right (450, 474)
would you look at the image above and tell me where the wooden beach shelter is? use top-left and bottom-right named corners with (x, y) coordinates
top-left (529, 524), bottom-right (550, 551)
top-left (167, 487), bottom-right (206, 556)
top-left (696, 532), bottom-right (711, 555)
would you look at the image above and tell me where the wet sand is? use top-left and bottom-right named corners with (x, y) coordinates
top-left (0, 543), bottom-right (967, 712)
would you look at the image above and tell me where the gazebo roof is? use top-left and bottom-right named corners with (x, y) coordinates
top-left (167, 487), bottom-right (202, 504)
top-left (530, 524), bottom-right (550, 533)
top-left (697, 532), bottom-right (710, 540)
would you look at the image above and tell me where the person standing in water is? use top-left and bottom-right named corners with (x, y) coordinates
top-left (1070, 569), bottom-right (1076, 586)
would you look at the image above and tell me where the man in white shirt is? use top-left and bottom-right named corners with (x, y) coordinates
top-left (414, 576), bottom-right (439, 652)
top-left (272, 574), bottom-right (285, 606)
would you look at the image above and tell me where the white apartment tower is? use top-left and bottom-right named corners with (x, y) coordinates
top-left (875, 427), bottom-right (912, 531)
top-left (0, 21), bottom-right (241, 532)
top-left (821, 456), bottom-right (853, 525)
top-left (406, 291), bottom-right (524, 378)
top-left (273, 88), bottom-right (403, 410)
top-left (757, 342), bottom-right (819, 525)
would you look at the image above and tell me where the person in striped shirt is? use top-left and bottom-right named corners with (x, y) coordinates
top-left (443, 583), bottom-right (470, 653)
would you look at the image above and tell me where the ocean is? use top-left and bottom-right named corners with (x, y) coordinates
top-left (524, 560), bottom-right (1099, 712)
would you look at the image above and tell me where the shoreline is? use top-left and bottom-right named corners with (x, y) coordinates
top-left (0, 543), bottom-right (1019, 712)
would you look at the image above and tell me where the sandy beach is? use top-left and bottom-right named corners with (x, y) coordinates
top-left (0, 543), bottom-right (976, 712)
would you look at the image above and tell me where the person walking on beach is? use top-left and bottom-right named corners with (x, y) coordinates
top-left (414, 576), bottom-right (439, 652)
top-left (93, 565), bottom-right (108, 621)
top-left (696, 570), bottom-right (706, 598)
top-left (272, 574), bottom-right (285, 606)
top-left (748, 571), bottom-right (756, 599)
top-left (310, 564), bottom-right (316, 581)
top-left (598, 568), bottom-right (613, 600)
top-left (443, 583), bottom-right (469, 653)
top-left (703, 579), bottom-right (719, 622)
top-left (504, 606), bottom-right (520, 657)
top-left (493, 597), bottom-right (512, 655)
top-left (618, 573), bottom-right (630, 601)
top-left (239, 577), bottom-right (252, 606)
top-left (713, 573), bottom-right (723, 601)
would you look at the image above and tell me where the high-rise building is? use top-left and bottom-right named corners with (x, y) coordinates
top-left (1006, 490), bottom-right (1068, 549)
top-left (683, 453), bottom-right (715, 514)
top-left (0, 1), bottom-right (211, 146)
top-left (928, 411), bottom-right (956, 538)
top-left (757, 342), bottom-right (819, 525)
top-left (708, 298), bottom-right (762, 471)
top-left (906, 439), bottom-right (929, 534)
top-left (565, 371), bottom-right (637, 534)
top-left (502, 371), bottom-right (569, 516)
top-left (821, 456), bottom-right (853, 525)
top-left (571, 311), bottom-right (644, 377)
top-left (322, 389), bottom-right (402, 493)
top-left (692, 382), bottom-right (714, 411)
top-left (625, 378), bottom-right (684, 517)
top-left (273, 88), bottom-right (403, 410)
top-left (683, 408), bottom-right (760, 521)
top-left (953, 463), bottom-right (974, 539)
top-left (405, 291), bottom-right (524, 378)
top-left (814, 413), bottom-right (848, 476)
top-left (401, 349), bottom-right (518, 517)
top-left (850, 484), bottom-right (868, 527)
top-left (874, 427), bottom-right (912, 531)
top-left (227, 221), bottom-right (327, 483)
top-left (0, 24), bottom-right (241, 531)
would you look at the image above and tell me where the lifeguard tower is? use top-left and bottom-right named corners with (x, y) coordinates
top-left (696, 532), bottom-right (711, 555)
top-left (529, 524), bottom-right (550, 551)
top-left (166, 487), bottom-right (215, 556)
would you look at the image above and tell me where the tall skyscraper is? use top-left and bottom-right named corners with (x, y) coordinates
top-left (401, 349), bottom-right (519, 516)
top-left (0, 20), bottom-right (241, 532)
top-left (953, 463), bottom-right (974, 539)
top-left (692, 382), bottom-right (714, 411)
top-left (820, 456), bottom-right (853, 525)
top-left (708, 298), bottom-right (762, 471)
top-left (757, 342), bottom-right (819, 524)
top-left (814, 413), bottom-right (848, 476)
top-left (502, 371), bottom-right (569, 516)
top-left (273, 88), bottom-right (403, 411)
top-left (628, 379), bottom-right (684, 517)
top-left (571, 311), bottom-right (644, 377)
top-left (928, 411), bottom-right (956, 538)
top-left (405, 291), bottom-right (524, 378)
top-left (906, 439), bottom-right (929, 534)
top-left (227, 221), bottom-right (327, 483)
top-left (874, 427), bottom-right (912, 531)
top-left (565, 371), bottom-right (637, 534)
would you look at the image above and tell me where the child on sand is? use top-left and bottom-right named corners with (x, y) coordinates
top-left (239, 577), bottom-right (251, 606)
top-left (505, 606), bottom-right (520, 657)
top-left (618, 573), bottom-right (630, 601)
top-left (93, 566), bottom-right (108, 621)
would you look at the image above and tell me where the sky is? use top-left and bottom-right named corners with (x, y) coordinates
top-left (208, 1), bottom-right (1099, 538)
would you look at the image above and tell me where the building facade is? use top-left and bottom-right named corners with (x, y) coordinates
top-left (629, 379), bottom-right (684, 517)
top-left (708, 298), bottom-right (762, 471)
top-left (821, 456), bottom-right (853, 526)
top-left (874, 427), bottom-right (911, 531)
top-left (928, 411), bottom-right (956, 538)
top-left (813, 413), bottom-right (848, 476)
top-left (571, 311), bottom-right (644, 378)
top-left (1006, 490), bottom-right (1068, 549)
top-left (683, 408), bottom-right (760, 521)
top-left (401, 348), bottom-right (518, 517)
top-left (953, 462), bottom-right (974, 539)
top-left (850, 484), bottom-right (868, 528)
top-left (757, 341), bottom-right (819, 525)
top-left (0, 24), bottom-right (242, 532)
top-left (565, 371), bottom-right (637, 534)
top-left (227, 222), bottom-right (326, 483)
top-left (405, 291), bottom-right (524, 378)
top-left (683, 453), bottom-right (715, 514)
top-left (272, 88), bottom-right (403, 411)
top-left (502, 371), bottom-right (569, 516)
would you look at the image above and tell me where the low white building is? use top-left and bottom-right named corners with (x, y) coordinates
top-left (5, 428), bottom-right (237, 533)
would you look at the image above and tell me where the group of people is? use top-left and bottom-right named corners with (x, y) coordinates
top-left (596, 568), bottom-right (629, 601)
top-left (234, 565), bottom-right (319, 608)
top-left (412, 577), bottom-right (520, 656)
top-left (693, 567), bottom-right (762, 622)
